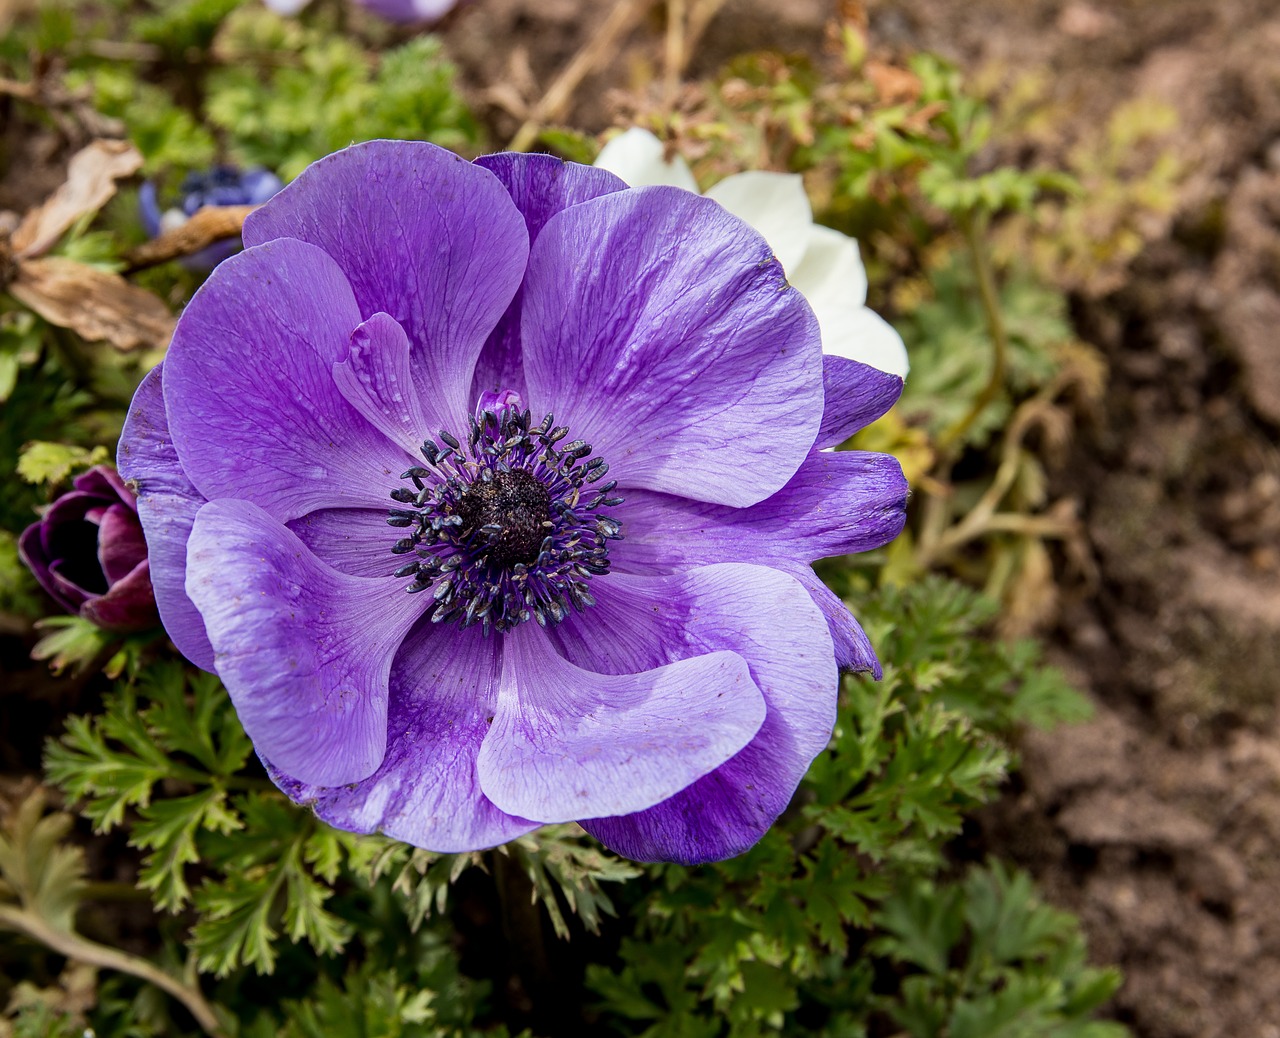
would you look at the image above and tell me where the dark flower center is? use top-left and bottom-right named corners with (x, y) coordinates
top-left (387, 400), bottom-right (623, 635)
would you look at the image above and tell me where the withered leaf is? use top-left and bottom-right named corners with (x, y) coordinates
top-left (11, 140), bottom-right (143, 260)
top-left (9, 257), bottom-right (174, 352)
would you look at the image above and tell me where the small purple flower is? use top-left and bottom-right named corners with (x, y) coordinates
top-left (118, 141), bottom-right (907, 863)
top-left (139, 166), bottom-right (284, 270)
top-left (263, 0), bottom-right (459, 21)
top-left (19, 466), bottom-right (159, 632)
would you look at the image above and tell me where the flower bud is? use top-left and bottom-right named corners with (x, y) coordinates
top-left (18, 465), bottom-right (159, 632)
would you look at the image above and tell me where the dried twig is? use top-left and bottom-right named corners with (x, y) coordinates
top-left (122, 204), bottom-right (257, 272)
top-left (506, 0), bottom-right (650, 152)
top-left (0, 904), bottom-right (224, 1037)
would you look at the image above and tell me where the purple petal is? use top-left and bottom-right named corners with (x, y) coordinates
top-left (118, 364), bottom-right (215, 671)
top-left (476, 623), bottom-right (766, 823)
top-left (817, 355), bottom-right (904, 449)
top-left (611, 448), bottom-right (908, 574)
top-left (358, 0), bottom-right (457, 21)
top-left (244, 140), bottom-right (529, 434)
top-left (469, 153), bottom-right (625, 400)
top-left (271, 621), bottom-right (539, 852)
top-left (18, 522), bottom-right (79, 612)
top-left (331, 312), bottom-right (446, 456)
top-left (782, 563), bottom-right (881, 677)
top-left (97, 504), bottom-right (147, 584)
top-left (163, 237), bottom-right (415, 520)
top-left (520, 186), bottom-right (823, 507)
top-left (185, 499), bottom-right (422, 786)
top-left (72, 465), bottom-right (135, 508)
top-left (547, 564), bottom-right (837, 863)
top-left (287, 508), bottom-right (400, 578)
top-left (80, 561), bottom-right (158, 632)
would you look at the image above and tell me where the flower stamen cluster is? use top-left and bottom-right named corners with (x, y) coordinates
top-left (387, 403), bottom-right (623, 635)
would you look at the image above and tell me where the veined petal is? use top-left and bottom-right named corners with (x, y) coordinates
top-left (782, 563), bottom-right (882, 676)
top-left (244, 140), bottom-right (529, 432)
top-left (594, 127), bottom-right (699, 192)
top-left (470, 153), bottom-right (625, 400)
top-left (521, 187), bottom-right (823, 507)
top-left (271, 622), bottom-right (539, 852)
top-left (477, 623), bottom-right (765, 823)
top-left (118, 364), bottom-right (215, 670)
top-left (186, 499), bottom-right (422, 786)
top-left (331, 312), bottom-right (443, 456)
top-left (610, 448), bottom-right (908, 574)
top-left (817, 355), bottom-right (905, 449)
top-left (544, 564), bottom-right (837, 864)
top-left (705, 171), bottom-right (813, 275)
top-left (287, 507), bottom-right (400, 578)
top-left (164, 238), bottom-right (415, 520)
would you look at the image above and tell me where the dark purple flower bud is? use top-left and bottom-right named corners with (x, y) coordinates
top-left (18, 465), bottom-right (159, 632)
top-left (138, 166), bottom-right (284, 270)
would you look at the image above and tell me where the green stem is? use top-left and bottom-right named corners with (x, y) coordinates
top-left (935, 211), bottom-right (1008, 456)
top-left (0, 905), bottom-right (224, 1037)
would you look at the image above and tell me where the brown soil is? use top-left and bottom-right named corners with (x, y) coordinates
top-left (448, 2), bottom-right (1280, 1035)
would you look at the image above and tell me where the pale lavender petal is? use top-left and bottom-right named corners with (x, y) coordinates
top-left (544, 564), bottom-right (836, 863)
top-left (520, 186), bottom-right (823, 507)
top-left (331, 312), bottom-right (442, 456)
top-left (476, 623), bottom-right (765, 823)
top-left (469, 153), bottom-right (624, 399)
top-left (817, 355), bottom-right (904, 449)
top-left (272, 621), bottom-right (539, 852)
top-left (611, 448), bottom-right (908, 574)
top-left (287, 508), bottom-right (400, 578)
top-left (186, 499), bottom-right (422, 786)
top-left (244, 141), bottom-right (529, 435)
top-left (783, 563), bottom-right (881, 677)
top-left (163, 237), bottom-right (415, 520)
top-left (118, 364), bottom-right (215, 671)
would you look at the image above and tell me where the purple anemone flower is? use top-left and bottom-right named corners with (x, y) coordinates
top-left (263, 0), bottom-right (458, 21)
top-left (139, 166), bottom-right (284, 270)
top-left (19, 465), bottom-right (159, 632)
top-left (118, 140), bottom-right (907, 864)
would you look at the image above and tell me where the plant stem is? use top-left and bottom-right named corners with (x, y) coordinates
top-left (506, 0), bottom-right (648, 152)
top-left (0, 905), bottom-right (224, 1037)
top-left (935, 210), bottom-right (1007, 456)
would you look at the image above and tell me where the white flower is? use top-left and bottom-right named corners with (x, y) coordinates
top-left (595, 128), bottom-right (909, 377)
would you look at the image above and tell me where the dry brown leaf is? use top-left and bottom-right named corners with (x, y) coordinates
top-left (11, 140), bottom-right (142, 260)
top-left (8, 257), bottom-right (174, 352)
top-left (866, 60), bottom-right (922, 105)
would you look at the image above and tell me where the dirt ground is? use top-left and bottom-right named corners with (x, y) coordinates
top-left (445, 1), bottom-right (1280, 1035)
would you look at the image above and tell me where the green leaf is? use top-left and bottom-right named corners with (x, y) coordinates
top-left (15, 442), bottom-right (109, 486)
top-left (0, 789), bottom-right (86, 932)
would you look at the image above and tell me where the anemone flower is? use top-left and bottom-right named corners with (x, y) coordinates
top-left (19, 466), bottom-right (158, 632)
top-left (595, 127), bottom-right (909, 378)
top-left (139, 166), bottom-right (284, 270)
top-left (119, 140), bottom-right (907, 864)
top-left (263, 0), bottom-right (458, 21)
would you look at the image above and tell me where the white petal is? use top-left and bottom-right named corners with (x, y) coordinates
top-left (819, 303), bottom-right (909, 376)
top-left (704, 171), bottom-right (813, 275)
top-left (263, 0), bottom-right (313, 13)
top-left (594, 128), bottom-right (698, 191)
top-left (789, 223), bottom-right (868, 307)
